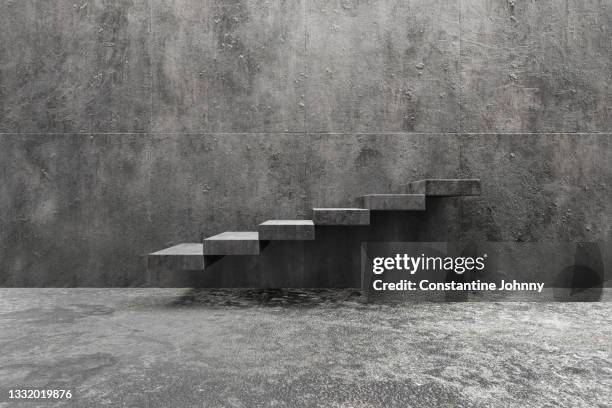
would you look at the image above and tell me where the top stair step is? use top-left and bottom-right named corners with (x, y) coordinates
top-left (203, 231), bottom-right (260, 255)
top-left (360, 194), bottom-right (426, 211)
top-left (405, 179), bottom-right (481, 196)
top-left (258, 220), bottom-right (315, 240)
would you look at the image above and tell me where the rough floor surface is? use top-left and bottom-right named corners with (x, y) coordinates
top-left (0, 289), bottom-right (610, 407)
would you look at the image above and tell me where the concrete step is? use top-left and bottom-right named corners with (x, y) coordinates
top-left (313, 208), bottom-right (370, 225)
top-left (258, 220), bottom-right (315, 240)
top-left (149, 243), bottom-right (204, 269)
top-left (150, 243), bottom-right (204, 257)
top-left (360, 194), bottom-right (426, 210)
top-left (405, 179), bottom-right (481, 196)
top-left (147, 243), bottom-right (204, 284)
top-left (203, 231), bottom-right (261, 255)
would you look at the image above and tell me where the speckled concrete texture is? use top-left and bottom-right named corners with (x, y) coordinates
top-left (460, 0), bottom-right (612, 132)
top-left (459, 134), bottom-right (612, 243)
top-left (2, 0), bottom-right (610, 133)
top-left (2, 133), bottom-right (610, 287)
top-left (0, 0), bottom-right (151, 133)
top-left (305, 0), bottom-right (460, 132)
top-left (0, 289), bottom-right (610, 407)
top-left (0, 0), bottom-right (611, 287)
top-left (151, 0), bottom-right (306, 132)
top-left (0, 133), bottom-right (464, 286)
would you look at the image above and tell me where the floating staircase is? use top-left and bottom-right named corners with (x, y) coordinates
top-left (147, 179), bottom-right (481, 283)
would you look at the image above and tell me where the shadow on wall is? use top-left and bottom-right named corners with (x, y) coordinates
top-left (458, 241), bottom-right (606, 301)
top-left (359, 240), bottom-right (608, 302)
top-left (552, 242), bottom-right (605, 301)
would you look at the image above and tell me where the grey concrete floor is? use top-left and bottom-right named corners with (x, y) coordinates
top-left (0, 289), bottom-right (610, 408)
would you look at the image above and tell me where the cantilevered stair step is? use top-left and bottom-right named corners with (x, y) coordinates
top-left (313, 208), bottom-right (370, 225)
top-left (203, 231), bottom-right (261, 255)
top-left (258, 220), bottom-right (315, 240)
top-left (405, 179), bottom-right (481, 196)
top-left (150, 243), bottom-right (204, 257)
top-left (360, 194), bottom-right (426, 211)
top-left (148, 243), bottom-right (204, 272)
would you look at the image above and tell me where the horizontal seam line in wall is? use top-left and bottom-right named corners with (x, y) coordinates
top-left (0, 132), bottom-right (611, 136)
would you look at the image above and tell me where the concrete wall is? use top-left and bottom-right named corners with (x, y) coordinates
top-left (0, 0), bottom-right (610, 286)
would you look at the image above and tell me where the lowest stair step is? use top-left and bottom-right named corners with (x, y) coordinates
top-left (405, 179), bottom-right (481, 196)
top-left (313, 208), bottom-right (370, 225)
top-left (258, 220), bottom-right (315, 240)
top-left (148, 243), bottom-right (204, 271)
top-left (203, 231), bottom-right (261, 255)
top-left (360, 194), bottom-right (426, 211)
top-left (150, 243), bottom-right (203, 257)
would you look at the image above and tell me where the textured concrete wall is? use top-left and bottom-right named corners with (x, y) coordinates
top-left (0, 0), bottom-right (610, 286)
